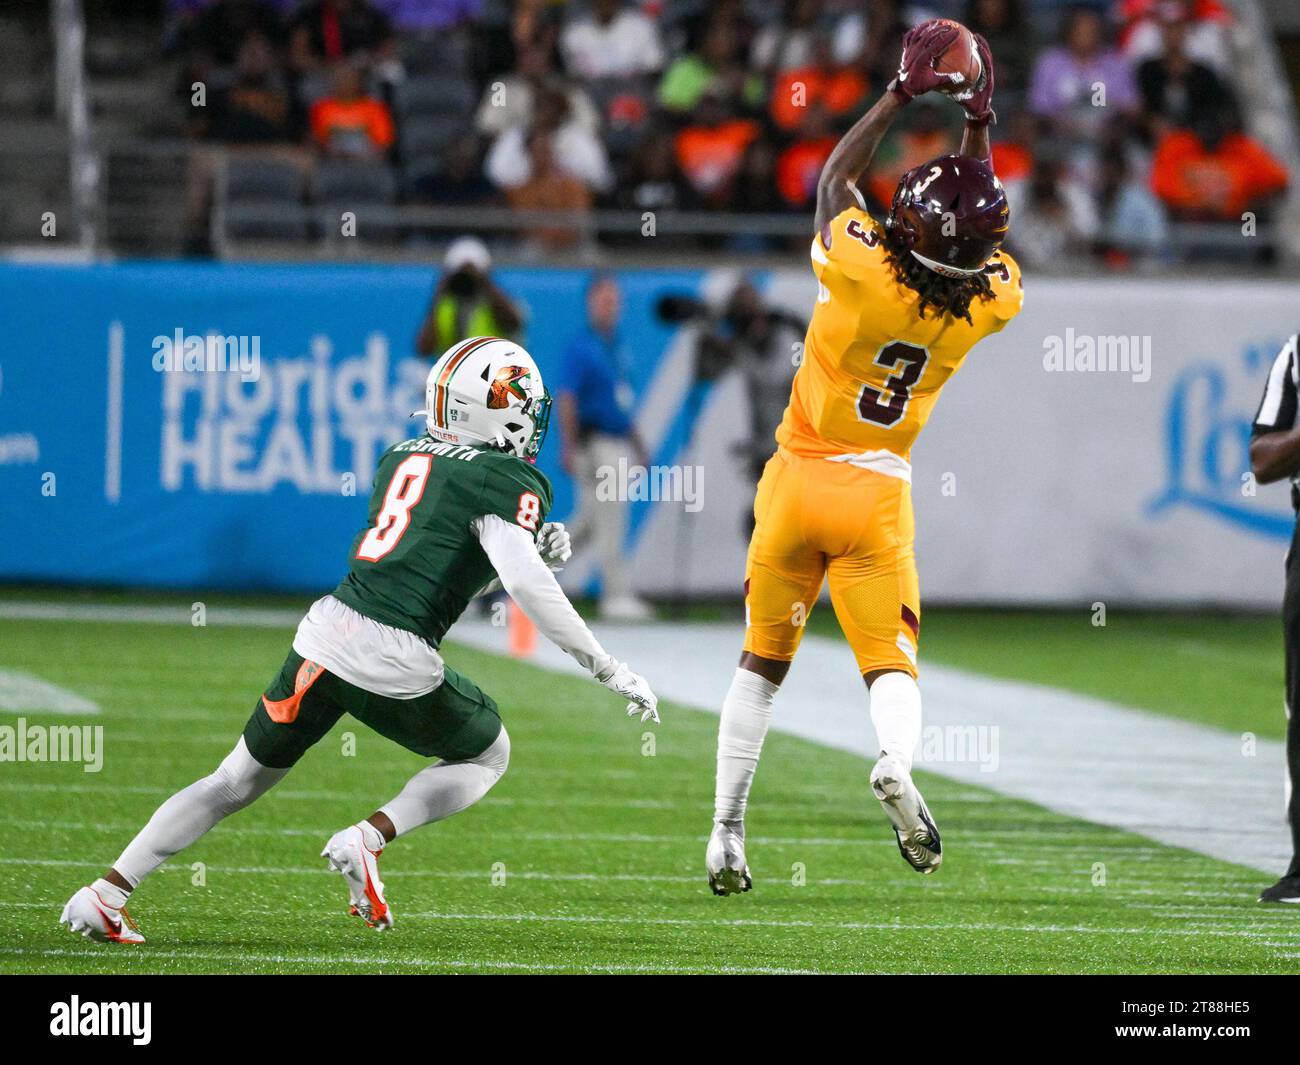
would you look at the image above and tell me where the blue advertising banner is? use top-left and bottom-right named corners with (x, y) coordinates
top-left (0, 260), bottom-right (695, 592)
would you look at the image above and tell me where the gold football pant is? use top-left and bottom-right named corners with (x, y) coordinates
top-left (742, 449), bottom-right (920, 678)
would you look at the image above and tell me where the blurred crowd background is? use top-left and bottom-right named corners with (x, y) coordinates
top-left (4, 0), bottom-right (1300, 268)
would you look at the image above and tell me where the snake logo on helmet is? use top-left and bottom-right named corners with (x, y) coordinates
top-left (414, 336), bottom-right (552, 460)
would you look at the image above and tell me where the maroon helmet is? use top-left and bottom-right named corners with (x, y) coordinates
top-left (885, 154), bottom-right (1010, 278)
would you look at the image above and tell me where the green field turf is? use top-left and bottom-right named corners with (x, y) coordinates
top-left (816, 608), bottom-right (1288, 740)
top-left (1, 604), bottom-right (1296, 974)
top-left (5, 585), bottom-right (1286, 736)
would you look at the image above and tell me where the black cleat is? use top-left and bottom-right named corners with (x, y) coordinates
top-left (1258, 875), bottom-right (1300, 904)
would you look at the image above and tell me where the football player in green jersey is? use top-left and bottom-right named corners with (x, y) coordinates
top-left (60, 337), bottom-right (660, 942)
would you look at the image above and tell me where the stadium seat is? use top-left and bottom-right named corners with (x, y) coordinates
top-left (399, 155), bottom-right (441, 201)
top-left (399, 114), bottom-right (463, 161)
top-left (223, 157), bottom-right (305, 203)
top-left (312, 158), bottom-right (397, 204)
top-left (395, 74), bottom-right (477, 122)
top-left (311, 159), bottom-right (398, 241)
top-left (400, 32), bottom-right (471, 78)
top-left (220, 156), bottom-right (311, 242)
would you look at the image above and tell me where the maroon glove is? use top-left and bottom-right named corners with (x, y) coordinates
top-left (888, 21), bottom-right (961, 104)
top-left (954, 31), bottom-right (996, 126)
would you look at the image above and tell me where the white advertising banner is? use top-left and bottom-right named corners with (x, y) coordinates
top-left (628, 274), bottom-right (1300, 609)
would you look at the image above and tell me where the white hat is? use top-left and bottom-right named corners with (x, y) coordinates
top-left (443, 236), bottom-right (491, 273)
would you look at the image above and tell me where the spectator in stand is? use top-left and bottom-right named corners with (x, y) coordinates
top-left (475, 41), bottom-right (601, 139)
top-left (197, 31), bottom-right (296, 142)
top-left (750, 0), bottom-right (823, 75)
top-left (560, 0), bottom-right (665, 80)
top-left (486, 84), bottom-right (612, 198)
top-left (506, 129), bottom-right (595, 250)
top-left (1117, 0), bottom-right (1232, 75)
top-left (288, 0), bottom-right (394, 77)
top-left (168, 0), bottom-right (292, 57)
top-left (865, 99), bottom-right (959, 209)
top-left (309, 62), bottom-right (395, 158)
top-left (1094, 148), bottom-right (1168, 265)
top-left (1029, 6), bottom-right (1138, 139)
top-left (775, 104), bottom-right (837, 209)
top-left (990, 112), bottom-right (1036, 188)
top-left (728, 139), bottom-right (785, 216)
top-left (512, 0), bottom-right (563, 53)
top-left (658, 16), bottom-right (764, 115)
top-left (372, 0), bottom-right (482, 33)
top-left (184, 30), bottom-right (305, 254)
top-left (185, 0), bottom-right (285, 73)
top-left (857, 0), bottom-right (911, 92)
top-left (1005, 156), bottom-right (1099, 268)
top-left (1135, 2), bottom-right (1233, 139)
top-left (964, 0), bottom-right (1032, 103)
top-left (673, 90), bottom-right (761, 208)
top-left (415, 237), bottom-right (524, 356)
top-left (619, 129), bottom-right (694, 214)
top-left (1150, 101), bottom-right (1289, 222)
top-left (768, 31), bottom-right (868, 134)
top-left (423, 132), bottom-right (493, 205)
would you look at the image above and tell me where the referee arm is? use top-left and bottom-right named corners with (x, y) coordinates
top-left (1252, 429), bottom-right (1300, 485)
top-left (1251, 335), bottom-right (1300, 484)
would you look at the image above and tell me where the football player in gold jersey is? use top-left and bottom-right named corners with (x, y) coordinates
top-left (707, 22), bottom-right (1024, 893)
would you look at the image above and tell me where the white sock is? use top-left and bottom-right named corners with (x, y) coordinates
top-left (379, 727), bottom-right (511, 838)
top-left (92, 877), bottom-right (128, 908)
top-left (112, 737), bottom-right (288, 888)
top-left (714, 667), bottom-right (780, 824)
top-left (869, 671), bottom-right (922, 772)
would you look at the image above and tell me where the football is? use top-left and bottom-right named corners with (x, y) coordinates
top-left (924, 17), bottom-right (983, 94)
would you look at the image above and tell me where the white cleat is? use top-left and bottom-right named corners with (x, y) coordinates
top-left (321, 825), bottom-right (393, 930)
top-left (706, 820), bottom-right (753, 896)
top-left (59, 886), bottom-right (145, 944)
top-left (871, 755), bottom-right (943, 875)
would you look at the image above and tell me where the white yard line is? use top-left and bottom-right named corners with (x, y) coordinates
top-left (0, 669), bottom-right (98, 715)
top-left (3, 908), bottom-right (1293, 941)
top-left (1, 602), bottom-right (1290, 874)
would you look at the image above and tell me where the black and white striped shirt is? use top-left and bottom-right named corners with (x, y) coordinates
top-left (1254, 335), bottom-right (1300, 437)
top-left (1253, 334), bottom-right (1300, 499)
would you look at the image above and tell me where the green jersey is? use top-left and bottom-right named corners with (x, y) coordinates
top-left (332, 436), bottom-right (553, 646)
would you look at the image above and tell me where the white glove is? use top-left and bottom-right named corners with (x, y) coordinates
top-left (537, 522), bottom-right (572, 571)
top-left (600, 662), bottom-right (660, 724)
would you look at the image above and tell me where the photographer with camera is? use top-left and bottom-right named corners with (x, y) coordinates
top-left (658, 278), bottom-right (805, 513)
top-left (415, 237), bottom-right (524, 357)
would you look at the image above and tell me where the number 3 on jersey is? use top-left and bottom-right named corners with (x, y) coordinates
top-left (356, 454), bottom-right (432, 562)
top-left (857, 341), bottom-right (929, 428)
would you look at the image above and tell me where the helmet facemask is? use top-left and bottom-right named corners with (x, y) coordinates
top-left (520, 388), bottom-right (551, 460)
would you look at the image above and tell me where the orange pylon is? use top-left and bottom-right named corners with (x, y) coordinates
top-left (508, 599), bottom-right (537, 658)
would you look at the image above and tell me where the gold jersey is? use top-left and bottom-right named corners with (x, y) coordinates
top-left (776, 207), bottom-right (1023, 469)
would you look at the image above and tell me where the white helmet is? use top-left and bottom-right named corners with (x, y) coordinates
top-left (414, 336), bottom-right (551, 459)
